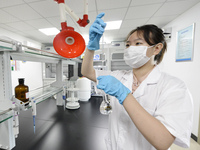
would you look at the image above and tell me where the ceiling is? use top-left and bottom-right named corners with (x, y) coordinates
top-left (0, 0), bottom-right (200, 46)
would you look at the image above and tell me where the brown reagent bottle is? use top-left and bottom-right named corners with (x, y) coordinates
top-left (15, 78), bottom-right (29, 103)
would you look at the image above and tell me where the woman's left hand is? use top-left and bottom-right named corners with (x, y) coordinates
top-left (97, 75), bottom-right (131, 104)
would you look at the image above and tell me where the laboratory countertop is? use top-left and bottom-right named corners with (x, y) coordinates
top-left (12, 96), bottom-right (108, 150)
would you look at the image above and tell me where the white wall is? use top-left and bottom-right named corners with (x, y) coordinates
top-left (0, 28), bottom-right (43, 95)
top-left (161, 2), bottom-right (200, 136)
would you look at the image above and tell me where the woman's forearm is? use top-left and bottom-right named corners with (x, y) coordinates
top-left (123, 93), bottom-right (175, 150)
top-left (81, 48), bottom-right (96, 82)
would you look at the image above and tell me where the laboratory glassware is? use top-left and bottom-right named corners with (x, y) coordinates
top-left (100, 91), bottom-right (112, 115)
top-left (15, 78), bottom-right (29, 103)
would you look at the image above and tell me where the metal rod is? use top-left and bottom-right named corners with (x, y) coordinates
top-left (21, 44), bottom-right (60, 56)
top-left (0, 38), bottom-right (14, 45)
top-left (0, 38), bottom-right (59, 55)
top-left (0, 108), bottom-right (12, 116)
top-left (0, 38), bottom-right (82, 62)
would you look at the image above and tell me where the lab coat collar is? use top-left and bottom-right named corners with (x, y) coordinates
top-left (121, 66), bottom-right (161, 84)
top-left (133, 65), bottom-right (161, 99)
top-left (121, 70), bottom-right (133, 91)
top-left (145, 65), bottom-right (161, 85)
top-left (121, 70), bottom-right (133, 81)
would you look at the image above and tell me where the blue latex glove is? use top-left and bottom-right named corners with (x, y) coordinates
top-left (97, 75), bottom-right (131, 105)
top-left (87, 12), bottom-right (107, 50)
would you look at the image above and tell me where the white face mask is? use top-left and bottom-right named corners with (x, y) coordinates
top-left (124, 45), bottom-right (154, 69)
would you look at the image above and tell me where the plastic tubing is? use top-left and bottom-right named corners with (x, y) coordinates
top-left (84, 0), bottom-right (88, 15)
top-left (64, 4), bottom-right (79, 22)
top-left (59, 3), bottom-right (66, 23)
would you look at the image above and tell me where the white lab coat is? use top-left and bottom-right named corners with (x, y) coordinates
top-left (95, 66), bottom-right (193, 150)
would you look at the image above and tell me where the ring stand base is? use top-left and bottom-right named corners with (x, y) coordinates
top-left (66, 101), bottom-right (80, 109)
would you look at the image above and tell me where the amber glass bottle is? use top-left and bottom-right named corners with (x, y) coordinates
top-left (15, 78), bottom-right (29, 103)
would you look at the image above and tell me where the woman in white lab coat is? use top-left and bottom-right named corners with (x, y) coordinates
top-left (81, 13), bottom-right (193, 150)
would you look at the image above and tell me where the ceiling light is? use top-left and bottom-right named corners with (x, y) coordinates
top-left (39, 27), bottom-right (60, 36)
top-left (105, 20), bottom-right (122, 30)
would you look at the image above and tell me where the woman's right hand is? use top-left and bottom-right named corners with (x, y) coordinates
top-left (87, 12), bottom-right (106, 50)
